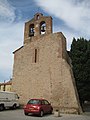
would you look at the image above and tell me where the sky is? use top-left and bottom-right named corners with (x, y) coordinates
top-left (0, 0), bottom-right (90, 83)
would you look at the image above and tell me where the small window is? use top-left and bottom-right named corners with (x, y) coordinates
top-left (35, 49), bottom-right (37, 63)
top-left (29, 24), bottom-right (34, 37)
top-left (40, 21), bottom-right (46, 35)
top-left (33, 48), bottom-right (39, 63)
top-left (37, 15), bottom-right (40, 20)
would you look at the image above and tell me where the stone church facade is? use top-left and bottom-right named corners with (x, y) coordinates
top-left (12, 13), bottom-right (81, 114)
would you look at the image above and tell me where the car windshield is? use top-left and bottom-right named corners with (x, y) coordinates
top-left (28, 99), bottom-right (41, 104)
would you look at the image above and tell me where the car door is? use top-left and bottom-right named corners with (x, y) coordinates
top-left (43, 100), bottom-right (51, 113)
top-left (41, 100), bottom-right (46, 113)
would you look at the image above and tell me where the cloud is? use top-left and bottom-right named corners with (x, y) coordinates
top-left (34, 0), bottom-right (90, 37)
top-left (0, 0), bottom-right (25, 82)
top-left (0, 0), bottom-right (16, 23)
top-left (0, 22), bottom-right (24, 81)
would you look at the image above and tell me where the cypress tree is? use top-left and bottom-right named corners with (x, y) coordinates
top-left (70, 38), bottom-right (90, 105)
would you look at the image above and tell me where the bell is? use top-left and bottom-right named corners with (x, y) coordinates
top-left (41, 26), bottom-right (46, 32)
top-left (29, 31), bottom-right (34, 37)
top-left (29, 27), bottom-right (34, 37)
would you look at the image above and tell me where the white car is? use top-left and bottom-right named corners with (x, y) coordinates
top-left (0, 91), bottom-right (19, 111)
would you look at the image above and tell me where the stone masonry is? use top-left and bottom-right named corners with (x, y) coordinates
top-left (12, 13), bottom-right (82, 114)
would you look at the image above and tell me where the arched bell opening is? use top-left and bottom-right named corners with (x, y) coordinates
top-left (29, 24), bottom-right (34, 37)
top-left (36, 15), bottom-right (40, 20)
top-left (40, 21), bottom-right (46, 35)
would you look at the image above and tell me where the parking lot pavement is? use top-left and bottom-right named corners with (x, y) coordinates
top-left (0, 109), bottom-right (90, 120)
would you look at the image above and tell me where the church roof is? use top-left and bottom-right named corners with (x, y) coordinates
top-left (13, 46), bottom-right (23, 54)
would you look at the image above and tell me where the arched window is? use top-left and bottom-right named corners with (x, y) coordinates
top-left (37, 15), bottom-right (40, 20)
top-left (29, 24), bottom-right (34, 37)
top-left (40, 21), bottom-right (46, 35)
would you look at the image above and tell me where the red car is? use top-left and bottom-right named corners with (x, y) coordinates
top-left (23, 98), bottom-right (53, 117)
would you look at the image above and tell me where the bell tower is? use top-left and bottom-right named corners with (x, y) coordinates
top-left (24, 13), bottom-right (52, 44)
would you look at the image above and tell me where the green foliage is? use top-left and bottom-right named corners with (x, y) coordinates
top-left (70, 37), bottom-right (90, 103)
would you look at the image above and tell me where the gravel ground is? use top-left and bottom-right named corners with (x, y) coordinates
top-left (0, 109), bottom-right (90, 120)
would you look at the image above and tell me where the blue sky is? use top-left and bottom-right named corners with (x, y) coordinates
top-left (0, 0), bottom-right (90, 83)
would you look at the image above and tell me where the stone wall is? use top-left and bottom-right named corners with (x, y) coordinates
top-left (12, 32), bottom-right (82, 114)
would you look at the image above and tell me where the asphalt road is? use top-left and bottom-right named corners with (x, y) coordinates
top-left (0, 109), bottom-right (90, 120)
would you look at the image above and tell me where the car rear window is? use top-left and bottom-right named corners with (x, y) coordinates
top-left (28, 99), bottom-right (41, 104)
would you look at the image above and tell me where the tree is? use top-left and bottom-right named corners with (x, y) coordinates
top-left (69, 37), bottom-right (90, 104)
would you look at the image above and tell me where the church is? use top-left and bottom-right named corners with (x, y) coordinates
top-left (12, 13), bottom-right (81, 114)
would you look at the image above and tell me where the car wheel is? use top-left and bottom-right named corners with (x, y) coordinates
top-left (0, 105), bottom-right (4, 111)
top-left (24, 112), bottom-right (28, 116)
top-left (39, 110), bottom-right (44, 117)
top-left (12, 104), bottom-right (17, 109)
top-left (50, 109), bottom-right (53, 114)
